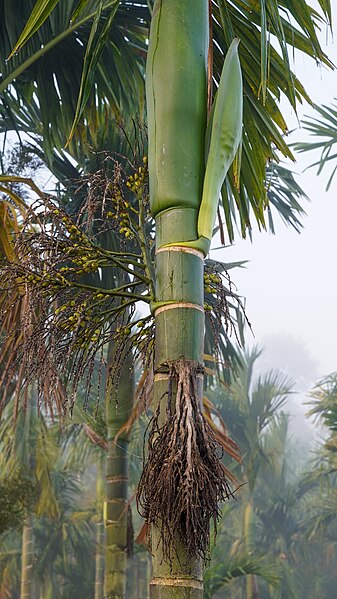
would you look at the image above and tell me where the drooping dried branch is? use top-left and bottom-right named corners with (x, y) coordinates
top-left (0, 156), bottom-right (155, 413)
top-left (205, 264), bottom-right (242, 339)
top-left (136, 360), bottom-right (234, 565)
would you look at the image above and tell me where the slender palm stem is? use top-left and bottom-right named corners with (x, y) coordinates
top-left (95, 455), bottom-right (105, 599)
top-left (145, 1), bottom-right (208, 595)
top-left (20, 512), bottom-right (33, 599)
top-left (150, 214), bottom-right (205, 598)
top-left (104, 340), bottom-right (134, 599)
top-left (244, 497), bottom-right (255, 599)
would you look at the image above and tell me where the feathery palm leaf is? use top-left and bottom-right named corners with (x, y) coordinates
top-left (0, 0), bottom-right (148, 162)
top-left (204, 548), bottom-right (280, 598)
top-left (308, 373), bottom-right (337, 432)
top-left (0, 399), bottom-right (59, 518)
top-left (209, 346), bottom-right (293, 491)
top-left (293, 100), bottom-right (337, 191)
top-left (0, 0), bottom-right (332, 240)
top-left (210, 0), bottom-right (332, 240)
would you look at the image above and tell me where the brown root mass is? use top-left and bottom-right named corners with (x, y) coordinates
top-left (136, 360), bottom-right (233, 565)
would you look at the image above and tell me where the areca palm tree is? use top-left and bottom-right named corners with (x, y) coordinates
top-left (0, 0), bottom-right (334, 596)
top-left (59, 405), bottom-right (108, 599)
top-left (0, 395), bottom-right (59, 599)
top-left (208, 347), bottom-right (293, 598)
top-left (0, 460), bottom-right (97, 599)
top-left (33, 467), bottom-right (96, 599)
top-left (255, 414), bottom-right (310, 599)
top-left (0, 101), bottom-right (247, 599)
top-left (64, 344), bottom-right (136, 599)
top-left (293, 375), bottom-right (337, 598)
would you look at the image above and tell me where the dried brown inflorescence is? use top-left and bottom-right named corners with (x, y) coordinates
top-left (136, 360), bottom-right (234, 565)
top-left (0, 156), bottom-right (154, 415)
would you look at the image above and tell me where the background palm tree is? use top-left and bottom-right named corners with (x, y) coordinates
top-left (208, 347), bottom-right (293, 598)
top-left (3, 348), bottom-right (337, 597)
top-left (1, 130), bottom-right (144, 598)
top-left (0, 457), bottom-right (97, 598)
top-left (0, 395), bottom-right (59, 599)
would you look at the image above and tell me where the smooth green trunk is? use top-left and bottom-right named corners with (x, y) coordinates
top-left (95, 456), bottom-right (105, 599)
top-left (146, 0), bottom-right (208, 217)
top-left (44, 580), bottom-right (54, 599)
top-left (104, 343), bottom-right (134, 599)
top-left (127, 554), bottom-right (150, 599)
top-left (243, 498), bottom-right (256, 599)
top-left (147, 1), bottom-right (209, 596)
top-left (20, 513), bottom-right (33, 599)
top-left (138, 557), bottom-right (149, 599)
top-left (95, 521), bottom-right (105, 599)
top-left (151, 209), bottom-right (205, 599)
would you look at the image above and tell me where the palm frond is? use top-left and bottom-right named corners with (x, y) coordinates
top-left (0, 1), bottom-right (148, 162)
top-left (204, 548), bottom-right (280, 598)
top-left (293, 100), bottom-right (337, 190)
top-left (265, 162), bottom-right (308, 233)
top-left (212, 0), bottom-right (332, 241)
top-left (0, 0), bottom-right (333, 240)
top-left (308, 373), bottom-right (337, 431)
top-left (0, 399), bottom-right (60, 518)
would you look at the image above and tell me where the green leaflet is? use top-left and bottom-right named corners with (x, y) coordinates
top-left (8, 0), bottom-right (61, 58)
top-left (66, 1), bottom-right (120, 145)
top-left (198, 38), bottom-right (243, 244)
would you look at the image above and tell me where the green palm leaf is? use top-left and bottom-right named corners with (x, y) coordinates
top-left (293, 100), bottom-right (337, 190)
top-left (0, 0), bottom-right (333, 239)
top-left (8, 0), bottom-right (62, 56)
top-left (212, 0), bottom-right (332, 240)
top-left (204, 548), bottom-right (280, 598)
top-left (0, 399), bottom-right (60, 519)
top-left (0, 1), bottom-right (148, 162)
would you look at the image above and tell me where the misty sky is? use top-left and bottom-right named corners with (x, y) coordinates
top-left (215, 17), bottom-right (337, 389)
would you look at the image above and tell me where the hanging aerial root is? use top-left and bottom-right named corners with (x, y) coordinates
top-left (136, 360), bottom-right (233, 565)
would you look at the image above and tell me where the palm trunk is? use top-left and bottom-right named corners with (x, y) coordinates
top-left (126, 554), bottom-right (150, 599)
top-left (95, 522), bottom-right (104, 599)
top-left (39, 580), bottom-right (53, 599)
top-left (141, 0), bottom-right (240, 595)
top-left (138, 557), bottom-right (149, 599)
top-left (44, 580), bottom-right (54, 599)
top-left (243, 498), bottom-right (256, 599)
top-left (146, 1), bottom-right (208, 596)
top-left (104, 342), bottom-right (134, 599)
top-left (95, 455), bottom-right (105, 599)
top-left (95, 520), bottom-right (105, 599)
top-left (150, 214), bottom-right (205, 599)
top-left (20, 512), bottom-right (33, 599)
